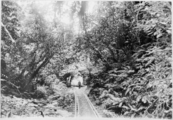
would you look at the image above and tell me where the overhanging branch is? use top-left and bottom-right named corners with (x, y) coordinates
top-left (1, 22), bottom-right (16, 43)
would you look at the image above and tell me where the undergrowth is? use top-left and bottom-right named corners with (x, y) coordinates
top-left (89, 42), bottom-right (172, 119)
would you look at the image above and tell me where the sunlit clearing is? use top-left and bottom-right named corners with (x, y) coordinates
top-left (87, 1), bottom-right (97, 14)
top-left (73, 18), bottom-right (81, 34)
top-left (55, 2), bottom-right (73, 26)
top-left (17, 0), bottom-right (54, 23)
top-left (34, 1), bottom-right (54, 22)
top-left (60, 14), bottom-right (71, 25)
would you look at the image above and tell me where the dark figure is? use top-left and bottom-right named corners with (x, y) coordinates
top-left (78, 81), bottom-right (82, 89)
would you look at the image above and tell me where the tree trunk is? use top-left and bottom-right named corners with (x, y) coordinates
top-left (82, 16), bottom-right (111, 68)
top-left (24, 53), bottom-right (53, 92)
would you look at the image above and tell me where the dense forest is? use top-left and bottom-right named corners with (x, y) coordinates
top-left (1, 1), bottom-right (172, 119)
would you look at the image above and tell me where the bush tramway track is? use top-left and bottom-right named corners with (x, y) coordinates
top-left (73, 87), bottom-right (100, 117)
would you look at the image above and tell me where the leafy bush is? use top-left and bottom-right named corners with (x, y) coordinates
top-left (87, 2), bottom-right (172, 119)
top-left (89, 43), bottom-right (172, 118)
top-left (35, 85), bottom-right (48, 98)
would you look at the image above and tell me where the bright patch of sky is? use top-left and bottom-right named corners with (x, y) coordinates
top-left (34, 1), bottom-right (54, 23)
top-left (87, 1), bottom-right (97, 14)
top-left (16, 0), bottom-right (98, 34)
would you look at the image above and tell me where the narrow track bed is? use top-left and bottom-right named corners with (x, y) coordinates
top-left (74, 87), bottom-right (100, 117)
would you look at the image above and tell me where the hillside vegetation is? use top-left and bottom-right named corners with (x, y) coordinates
top-left (1, 1), bottom-right (172, 119)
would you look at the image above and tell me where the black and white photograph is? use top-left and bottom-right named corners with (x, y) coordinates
top-left (1, 0), bottom-right (172, 120)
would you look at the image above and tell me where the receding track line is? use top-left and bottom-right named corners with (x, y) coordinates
top-left (74, 87), bottom-right (100, 117)
top-left (83, 92), bottom-right (100, 117)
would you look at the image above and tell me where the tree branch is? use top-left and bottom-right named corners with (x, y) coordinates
top-left (1, 22), bottom-right (15, 43)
